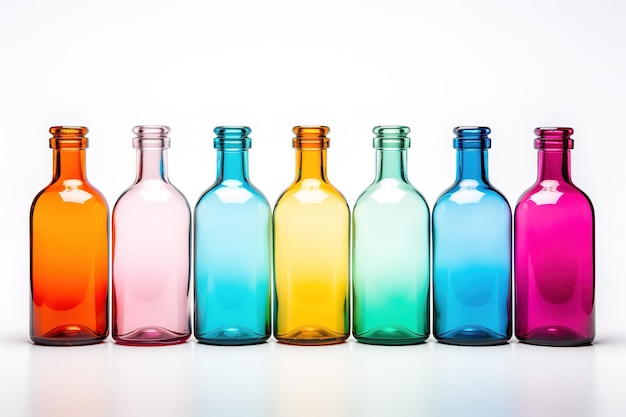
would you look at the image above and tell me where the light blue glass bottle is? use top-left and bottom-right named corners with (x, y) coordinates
top-left (352, 126), bottom-right (430, 345)
top-left (433, 126), bottom-right (511, 345)
top-left (194, 126), bottom-right (271, 345)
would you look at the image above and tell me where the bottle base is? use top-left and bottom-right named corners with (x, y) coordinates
top-left (436, 325), bottom-right (510, 346)
top-left (276, 325), bottom-right (348, 346)
top-left (114, 327), bottom-right (190, 346)
top-left (517, 325), bottom-right (594, 347)
top-left (31, 324), bottom-right (107, 346)
top-left (355, 324), bottom-right (427, 345)
top-left (196, 325), bottom-right (269, 346)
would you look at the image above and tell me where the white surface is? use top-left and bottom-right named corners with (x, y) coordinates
top-left (2, 334), bottom-right (626, 417)
top-left (1, 1), bottom-right (625, 416)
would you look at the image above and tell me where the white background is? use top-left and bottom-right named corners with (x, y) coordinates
top-left (1, 1), bottom-right (625, 416)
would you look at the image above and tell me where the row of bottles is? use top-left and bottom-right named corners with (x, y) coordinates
top-left (29, 125), bottom-right (595, 347)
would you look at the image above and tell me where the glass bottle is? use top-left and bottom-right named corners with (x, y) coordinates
top-left (194, 126), bottom-right (271, 345)
top-left (112, 125), bottom-right (191, 345)
top-left (515, 127), bottom-right (595, 346)
top-left (274, 126), bottom-right (350, 345)
top-left (30, 126), bottom-right (109, 345)
top-left (433, 126), bottom-right (512, 345)
top-left (352, 126), bottom-right (430, 345)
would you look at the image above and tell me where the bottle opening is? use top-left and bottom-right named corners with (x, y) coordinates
top-left (133, 125), bottom-right (170, 149)
top-left (292, 125), bottom-right (330, 149)
top-left (373, 125), bottom-right (410, 149)
top-left (214, 126), bottom-right (252, 150)
top-left (534, 127), bottom-right (574, 150)
top-left (453, 126), bottom-right (491, 149)
top-left (49, 126), bottom-right (88, 149)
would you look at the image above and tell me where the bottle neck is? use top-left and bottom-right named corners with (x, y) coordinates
top-left (537, 149), bottom-right (571, 182)
top-left (52, 149), bottom-right (87, 181)
top-left (375, 149), bottom-right (408, 181)
top-left (217, 149), bottom-right (249, 182)
top-left (136, 149), bottom-right (168, 182)
top-left (456, 148), bottom-right (489, 183)
top-left (295, 148), bottom-right (328, 182)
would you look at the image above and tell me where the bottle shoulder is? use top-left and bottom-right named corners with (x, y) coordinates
top-left (355, 179), bottom-right (428, 208)
top-left (434, 180), bottom-right (509, 210)
top-left (275, 178), bottom-right (348, 209)
top-left (196, 179), bottom-right (270, 208)
top-left (114, 179), bottom-right (190, 211)
top-left (32, 179), bottom-right (108, 211)
top-left (515, 180), bottom-right (594, 213)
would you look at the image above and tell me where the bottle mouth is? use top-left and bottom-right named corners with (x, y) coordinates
top-left (453, 126), bottom-right (491, 149)
top-left (534, 127), bottom-right (574, 149)
top-left (373, 125), bottom-right (410, 149)
top-left (133, 125), bottom-right (170, 149)
top-left (214, 126), bottom-right (252, 150)
top-left (292, 125), bottom-right (330, 149)
top-left (49, 126), bottom-right (88, 149)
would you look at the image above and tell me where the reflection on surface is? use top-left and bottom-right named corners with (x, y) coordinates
top-left (28, 342), bottom-right (109, 417)
top-left (293, 179), bottom-right (329, 204)
top-left (59, 180), bottom-right (92, 204)
top-left (0, 338), bottom-right (605, 417)
top-left (513, 343), bottom-right (596, 416)
top-left (529, 180), bottom-right (564, 205)
top-left (370, 179), bottom-right (406, 204)
top-left (449, 179), bottom-right (485, 204)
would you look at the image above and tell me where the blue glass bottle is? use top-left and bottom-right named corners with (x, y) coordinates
top-left (194, 126), bottom-right (272, 345)
top-left (432, 126), bottom-right (511, 345)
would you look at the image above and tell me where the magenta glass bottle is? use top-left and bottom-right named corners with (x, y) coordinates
top-left (112, 126), bottom-right (191, 345)
top-left (515, 127), bottom-right (595, 346)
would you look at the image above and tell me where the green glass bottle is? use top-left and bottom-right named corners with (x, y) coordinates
top-left (352, 126), bottom-right (430, 345)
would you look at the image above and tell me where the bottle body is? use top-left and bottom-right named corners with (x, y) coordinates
top-left (112, 126), bottom-right (191, 345)
top-left (194, 127), bottom-right (271, 345)
top-left (433, 126), bottom-right (511, 345)
top-left (274, 126), bottom-right (350, 345)
top-left (352, 126), bottom-right (430, 345)
top-left (30, 126), bottom-right (109, 345)
top-left (515, 127), bottom-right (594, 346)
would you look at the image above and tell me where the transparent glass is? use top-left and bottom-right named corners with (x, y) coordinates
top-left (352, 126), bottom-right (430, 345)
top-left (30, 126), bottom-right (109, 345)
top-left (194, 126), bottom-right (271, 345)
top-left (274, 126), bottom-right (350, 345)
top-left (112, 126), bottom-right (191, 345)
top-left (433, 126), bottom-right (512, 345)
top-left (515, 127), bottom-right (595, 346)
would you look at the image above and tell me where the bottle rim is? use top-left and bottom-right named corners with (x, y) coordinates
top-left (534, 127), bottom-right (574, 150)
top-left (373, 125), bottom-right (410, 149)
top-left (49, 126), bottom-right (88, 149)
top-left (214, 126), bottom-right (252, 150)
top-left (453, 126), bottom-right (491, 149)
top-left (292, 125), bottom-right (330, 149)
top-left (133, 125), bottom-right (171, 149)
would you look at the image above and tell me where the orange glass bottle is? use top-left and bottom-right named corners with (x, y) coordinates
top-left (30, 126), bottom-right (109, 345)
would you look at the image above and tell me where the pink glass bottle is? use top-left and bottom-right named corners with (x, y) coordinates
top-left (515, 127), bottom-right (595, 346)
top-left (112, 125), bottom-right (191, 345)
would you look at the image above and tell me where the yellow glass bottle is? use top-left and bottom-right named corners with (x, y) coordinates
top-left (273, 126), bottom-right (350, 345)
